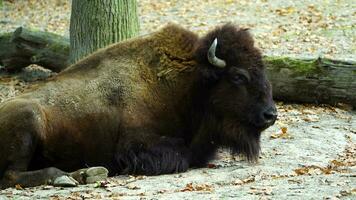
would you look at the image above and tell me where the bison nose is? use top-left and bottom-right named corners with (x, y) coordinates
top-left (262, 107), bottom-right (277, 125)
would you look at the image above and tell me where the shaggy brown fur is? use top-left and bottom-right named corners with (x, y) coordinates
top-left (0, 23), bottom-right (276, 188)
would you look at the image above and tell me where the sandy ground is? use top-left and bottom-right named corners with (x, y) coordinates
top-left (0, 0), bottom-right (355, 199)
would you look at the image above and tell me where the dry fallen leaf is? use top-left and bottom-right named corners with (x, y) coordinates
top-left (180, 183), bottom-right (194, 192)
top-left (207, 163), bottom-right (217, 168)
top-left (274, 6), bottom-right (295, 16)
top-left (180, 183), bottom-right (213, 192)
top-left (242, 177), bottom-right (255, 184)
top-left (15, 184), bottom-right (23, 190)
top-left (294, 164), bottom-right (337, 176)
top-left (248, 186), bottom-right (273, 195)
top-left (232, 179), bottom-right (244, 185)
top-left (270, 127), bottom-right (293, 139)
top-left (281, 127), bottom-right (287, 134)
top-left (287, 179), bottom-right (303, 184)
top-left (94, 180), bottom-right (110, 188)
top-left (294, 167), bottom-right (310, 175)
top-left (126, 184), bottom-right (140, 190)
top-left (157, 189), bottom-right (167, 194)
top-left (49, 195), bottom-right (61, 200)
top-left (330, 160), bottom-right (346, 167)
top-left (233, 176), bottom-right (256, 185)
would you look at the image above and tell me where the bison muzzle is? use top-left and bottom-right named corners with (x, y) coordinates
top-left (0, 23), bottom-right (277, 188)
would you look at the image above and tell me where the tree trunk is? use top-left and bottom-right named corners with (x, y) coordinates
top-left (265, 56), bottom-right (356, 107)
top-left (69, 0), bottom-right (139, 63)
top-left (0, 27), bottom-right (69, 72)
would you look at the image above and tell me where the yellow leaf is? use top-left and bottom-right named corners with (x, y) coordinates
top-left (281, 127), bottom-right (288, 134)
top-left (294, 167), bottom-right (309, 175)
top-left (15, 184), bottom-right (23, 190)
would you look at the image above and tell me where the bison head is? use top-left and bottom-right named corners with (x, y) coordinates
top-left (194, 24), bottom-right (277, 160)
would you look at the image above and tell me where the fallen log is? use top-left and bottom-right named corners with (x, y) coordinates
top-left (265, 56), bottom-right (356, 108)
top-left (0, 27), bottom-right (69, 72)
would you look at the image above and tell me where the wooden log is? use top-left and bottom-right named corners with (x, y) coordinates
top-left (265, 56), bottom-right (356, 108)
top-left (0, 27), bottom-right (69, 72)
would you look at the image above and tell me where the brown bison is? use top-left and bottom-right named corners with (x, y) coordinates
top-left (0, 23), bottom-right (277, 188)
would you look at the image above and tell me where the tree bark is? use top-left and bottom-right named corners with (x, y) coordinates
top-left (0, 27), bottom-right (69, 72)
top-left (265, 56), bottom-right (356, 107)
top-left (69, 0), bottom-right (139, 63)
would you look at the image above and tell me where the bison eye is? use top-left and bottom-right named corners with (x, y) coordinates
top-left (229, 68), bottom-right (250, 85)
top-left (231, 74), bottom-right (249, 85)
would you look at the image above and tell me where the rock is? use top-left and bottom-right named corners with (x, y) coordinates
top-left (18, 65), bottom-right (56, 82)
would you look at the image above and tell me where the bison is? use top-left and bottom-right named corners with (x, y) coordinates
top-left (0, 23), bottom-right (277, 188)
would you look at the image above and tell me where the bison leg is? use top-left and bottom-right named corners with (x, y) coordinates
top-left (70, 166), bottom-right (109, 184)
top-left (0, 99), bottom-right (66, 188)
top-left (0, 100), bottom-right (109, 188)
top-left (0, 166), bottom-right (109, 188)
top-left (0, 167), bottom-right (69, 188)
top-left (0, 100), bottom-right (67, 188)
top-left (115, 137), bottom-right (190, 175)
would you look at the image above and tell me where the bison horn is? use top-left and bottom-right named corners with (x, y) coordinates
top-left (207, 38), bottom-right (226, 68)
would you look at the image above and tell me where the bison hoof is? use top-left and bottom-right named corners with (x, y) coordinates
top-left (70, 166), bottom-right (108, 184)
top-left (53, 175), bottom-right (79, 187)
top-left (85, 167), bottom-right (109, 184)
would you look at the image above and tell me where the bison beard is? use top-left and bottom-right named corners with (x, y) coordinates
top-left (115, 137), bottom-right (190, 175)
top-left (0, 23), bottom-right (276, 188)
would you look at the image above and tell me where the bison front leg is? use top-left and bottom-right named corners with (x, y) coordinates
top-left (0, 166), bottom-right (109, 188)
top-left (115, 136), bottom-right (190, 176)
top-left (0, 99), bottom-right (67, 188)
top-left (0, 167), bottom-right (70, 188)
top-left (0, 100), bottom-right (108, 188)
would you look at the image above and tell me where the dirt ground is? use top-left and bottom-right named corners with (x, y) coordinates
top-left (0, 0), bottom-right (355, 199)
